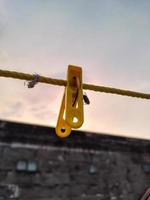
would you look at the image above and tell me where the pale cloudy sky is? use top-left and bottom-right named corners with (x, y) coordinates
top-left (0, 0), bottom-right (150, 139)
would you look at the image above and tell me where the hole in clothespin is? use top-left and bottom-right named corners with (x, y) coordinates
top-left (72, 76), bottom-right (80, 107)
top-left (73, 117), bottom-right (78, 123)
top-left (61, 128), bottom-right (66, 133)
top-left (76, 102), bottom-right (79, 108)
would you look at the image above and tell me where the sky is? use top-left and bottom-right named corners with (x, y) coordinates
top-left (0, 0), bottom-right (150, 139)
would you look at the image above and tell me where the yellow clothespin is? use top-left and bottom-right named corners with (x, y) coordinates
top-left (55, 65), bottom-right (84, 138)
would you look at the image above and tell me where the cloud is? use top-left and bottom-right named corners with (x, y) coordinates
top-left (1, 101), bottom-right (23, 118)
top-left (33, 109), bottom-right (57, 121)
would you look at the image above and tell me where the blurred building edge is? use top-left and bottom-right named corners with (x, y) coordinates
top-left (0, 119), bottom-right (150, 200)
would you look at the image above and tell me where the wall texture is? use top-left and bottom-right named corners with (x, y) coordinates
top-left (0, 120), bottom-right (150, 200)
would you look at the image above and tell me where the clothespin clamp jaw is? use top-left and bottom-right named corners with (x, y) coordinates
top-left (55, 65), bottom-right (84, 138)
top-left (55, 92), bottom-right (72, 138)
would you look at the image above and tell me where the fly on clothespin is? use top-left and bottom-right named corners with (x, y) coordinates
top-left (55, 65), bottom-right (84, 138)
top-left (83, 92), bottom-right (90, 105)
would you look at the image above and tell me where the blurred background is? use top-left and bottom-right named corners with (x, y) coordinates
top-left (0, 0), bottom-right (150, 139)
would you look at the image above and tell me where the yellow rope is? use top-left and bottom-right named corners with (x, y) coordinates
top-left (0, 69), bottom-right (150, 100)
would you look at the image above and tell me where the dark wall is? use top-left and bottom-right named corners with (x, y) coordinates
top-left (0, 120), bottom-right (150, 200)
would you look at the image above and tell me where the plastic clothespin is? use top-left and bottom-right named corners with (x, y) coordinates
top-left (55, 65), bottom-right (84, 138)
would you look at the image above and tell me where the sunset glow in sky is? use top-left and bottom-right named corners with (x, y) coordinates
top-left (0, 0), bottom-right (150, 139)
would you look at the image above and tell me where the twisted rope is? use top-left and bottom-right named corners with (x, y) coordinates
top-left (0, 69), bottom-right (150, 100)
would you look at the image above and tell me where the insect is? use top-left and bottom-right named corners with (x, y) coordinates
top-left (83, 92), bottom-right (90, 105)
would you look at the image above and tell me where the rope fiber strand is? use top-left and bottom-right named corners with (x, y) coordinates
top-left (0, 69), bottom-right (150, 100)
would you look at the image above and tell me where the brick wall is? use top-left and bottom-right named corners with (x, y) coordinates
top-left (0, 120), bottom-right (150, 200)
